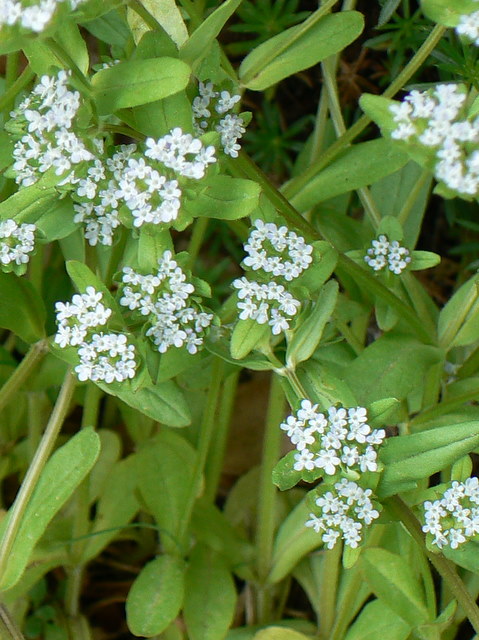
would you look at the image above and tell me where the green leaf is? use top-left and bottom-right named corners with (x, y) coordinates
top-left (126, 555), bottom-right (185, 637)
top-left (135, 431), bottom-right (196, 551)
top-left (286, 280), bottom-right (338, 368)
top-left (344, 599), bottom-right (411, 640)
top-left (129, 91), bottom-right (193, 138)
top-left (185, 176), bottom-right (261, 220)
top-left (378, 420), bottom-right (479, 497)
top-left (180, 0), bottom-right (242, 66)
top-left (272, 451), bottom-right (303, 492)
top-left (206, 332), bottom-right (274, 372)
top-left (371, 162), bottom-right (432, 247)
top-left (239, 11), bottom-right (364, 90)
top-left (0, 428), bottom-right (101, 591)
top-left (99, 379), bottom-right (191, 427)
top-left (269, 495), bottom-right (322, 584)
top-left (83, 9), bottom-right (131, 46)
top-left (345, 334), bottom-right (441, 405)
top-left (230, 318), bottom-right (271, 360)
top-left (0, 272), bottom-right (46, 343)
top-left (360, 94), bottom-right (397, 135)
top-left (420, 0), bottom-right (477, 26)
top-left (410, 251), bottom-right (441, 272)
top-left (360, 548), bottom-right (430, 627)
top-left (126, 0), bottom-right (188, 47)
top-left (191, 499), bottom-right (254, 576)
top-left (66, 260), bottom-right (125, 330)
top-left (253, 628), bottom-right (311, 640)
top-left (184, 544), bottom-right (237, 640)
top-left (438, 275), bottom-right (479, 349)
top-left (290, 140), bottom-right (409, 213)
top-left (92, 58), bottom-right (191, 114)
top-left (82, 455), bottom-right (139, 562)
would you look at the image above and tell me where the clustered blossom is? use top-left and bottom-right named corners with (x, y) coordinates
top-left (281, 400), bottom-right (385, 476)
top-left (193, 81), bottom-right (246, 158)
top-left (232, 220), bottom-right (313, 335)
top-left (72, 128), bottom-right (216, 245)
top-left (0, 219), bottom-right (36, 267)
top-left (119, 250), bottom-right (213, 355)
top-left (54, 286), bottom-right (137, 383)
top-left (389, 84), bottom-right (479, 197)
top-left (305, 479), bottom-right (380, 549)
top-left (456, 5), bottom-right (479, 47)
top-left (0, 0), bottom-right (86, 33)
top-left (8, 70), bottom-right (94, 188)
top-left (423, 478), bottom-right (479, 550)
top-left (364, 234), bottom-right (411, 275)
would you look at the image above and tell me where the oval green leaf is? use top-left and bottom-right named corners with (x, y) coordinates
top-left (126, 555), bottom-right (186, 637)
top-left (92, 57), bottom-right (191, 114)
top-left (239, 11), bottom-right (364, 90)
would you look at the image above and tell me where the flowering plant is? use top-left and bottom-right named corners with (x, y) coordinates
top-left (1, 2), bottom-right (479, 640)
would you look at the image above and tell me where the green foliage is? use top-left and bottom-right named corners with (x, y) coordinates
top-left (2, 1), bottom-right (479, 638)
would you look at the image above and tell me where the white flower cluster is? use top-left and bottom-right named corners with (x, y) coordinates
top-left (305, 479), bottom-right (380, 549)
top-left (243, 219), bottom-right (313, 280)
top-left (232, 277), bottom-right (300, 335)
top-left (456, 5), bottom-right (479, 46)
top-left (423, 478), bottom-right (479, 550)
top-left (9, 70), bottom-right (94, 188)
top-left (232, 220), bottom-right (313, 335)
top-left (73, 128), bottom-right (216, 244)
top-left (0, 219), bottom-right (36, 266)
top-left (54, 286), bottom-right (137, 383)
top-left (281, 400), bottom-right (385, 476)
top-left (119, 250), bottom-right (213, 355)
top-left (364, 234), bottom-right (411, 275)
top-left (389, 84), bottom-right (479, 197)
top-left (193, 81), bottom-right (246, 158)
top-left (0, 0), bottom-right (85, 33)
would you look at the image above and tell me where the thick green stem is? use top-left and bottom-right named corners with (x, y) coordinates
top-left (0, 340), bottom-right (48, 414)
top-left (178, 358), bottom-right (224, 548)
top-left (256, 373), bottom-right (286, 623)
top-left (283, 24), bottom-right (447, 200)
top-left (0, 604), bottom-right (25, 640)
top-left (0, 371), bottom-right (76, 581)
top-left (389, 496), bottom-right (479, 633)
top-left (319, 542), bottom-right (343, 638)
top-left (65, 384), bottom-right (103, 617)
top-left (204, 370), bottom-right (239, 502)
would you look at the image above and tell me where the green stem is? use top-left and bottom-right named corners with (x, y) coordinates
top-left (0, 340), bottom-right (48, 414)
top-left (0, 371), bottom-right (76, 582)
top-left (397, 168), bottom-right (432, 226)
top-left (46, 39), bottom-right (91, 96)
top-left (283, 24), bottom-right (447, 200)
top-left (81, 383), bottom-right (102, 429)
top-left (0, 65), bottom-right (35, 116)
top-left (389, 496), bottom-right (479, 633)
top-left (204, 370), bottom-right (239, 502)
top-left (0, 604), bottom-right (25, 640)
top-left (187, 217), bottom-right (209, 269)
top-left (319, 542), bottom-right (343, 638)
top-left (178, 358), bottom-right (224, 548)
top-left (322, 56), bottom-right (382, 228)
top-left (256, 373), bottom-right (286, 623)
